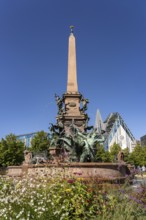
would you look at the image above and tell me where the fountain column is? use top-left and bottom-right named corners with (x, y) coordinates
top-left (56, 26), bottom-right (88, 133)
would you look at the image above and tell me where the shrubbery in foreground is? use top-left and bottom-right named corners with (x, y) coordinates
top-left (0, 176), bottom-right (146, 220)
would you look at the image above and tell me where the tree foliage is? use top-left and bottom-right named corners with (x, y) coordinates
top-left (95, 144), bottom-right (111, 162)
top-left (30, 131), bottom-right (50, 153)
top-left (110, 143), bottom-right (121, 161)
top-left (0, 134), bottom-right (25, 166)
top-left (122, 147), bottom-right (130, 163)
top-left (128, 144), bottom-right (146, 166)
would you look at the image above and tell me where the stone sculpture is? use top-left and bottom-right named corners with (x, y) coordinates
top-left (31, 153), bottom-right (48, 164)
top-left (49, 123), bottom-right (60, 136)
top-left (23, 150), bottom-right (32, 164)
top-left (55, 94), bottom-right (64, 115)
top-left (117, 151), bottom-right (124, 162)
top-left (23, 149), bottom-right (48, 165)
top-left (80, 95), bottom-right (89, 113)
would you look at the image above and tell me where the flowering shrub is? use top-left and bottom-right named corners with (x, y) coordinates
top-left (0, 176), bottom-right (146, 220)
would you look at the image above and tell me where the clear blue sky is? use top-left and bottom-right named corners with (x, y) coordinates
top-left (0, 0), bottom-right (146, 140)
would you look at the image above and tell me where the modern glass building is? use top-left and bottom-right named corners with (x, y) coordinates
top-left (16, 132), bottom-right (38, 148)
top-left (95, 111), bottom-right (136, 152)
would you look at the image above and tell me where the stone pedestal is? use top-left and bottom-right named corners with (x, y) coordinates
top-left (56, 92), bottom-right (88, 133)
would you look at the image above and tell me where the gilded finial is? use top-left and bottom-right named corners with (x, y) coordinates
top-left (70, 25), bottom-right (74, 33)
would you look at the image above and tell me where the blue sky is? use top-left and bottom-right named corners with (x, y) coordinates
top-left (0, 0), bottom-right (146, 140)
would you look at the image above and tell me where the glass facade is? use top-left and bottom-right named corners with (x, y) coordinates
top-left (16, 133), bottom-right (37, 148)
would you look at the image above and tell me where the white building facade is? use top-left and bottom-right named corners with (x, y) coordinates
top-left (95, 111), bottom-right (136, 152)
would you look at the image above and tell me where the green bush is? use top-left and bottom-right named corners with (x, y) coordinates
top-left (30, 131), bottom-right (50, 153)
top-left (0, 134), bottom-right (24, 166)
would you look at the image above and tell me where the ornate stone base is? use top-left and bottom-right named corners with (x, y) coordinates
top-left (55, 92), bottom-right (89, 134)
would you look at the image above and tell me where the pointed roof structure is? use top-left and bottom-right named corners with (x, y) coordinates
top-left (67, 26), bottom-right (78, 93)
top-left (94, 109), bottom-right (105, 133)
top-left (104, 112), bottom-right (135, 141)
top-left (95, 111), bottom-right (136, 152)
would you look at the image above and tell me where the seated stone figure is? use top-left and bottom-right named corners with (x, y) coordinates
top-left (117, 151), bottom-right (124, 162)
top-left (23, 150), bottom-right (32, 164)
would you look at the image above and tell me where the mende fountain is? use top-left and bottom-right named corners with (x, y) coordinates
top-left (6, 26), bottom-right (132, 183)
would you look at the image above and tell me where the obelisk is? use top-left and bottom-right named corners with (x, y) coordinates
top-left (56, 26), bottom-right (88, 133)
top-left (67, 26), bottom-right (78, 93)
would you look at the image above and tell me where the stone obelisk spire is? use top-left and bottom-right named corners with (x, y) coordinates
top-left (67, 26), bottom-right (78, 93)
top-left (56, 26), bottom-right (88, 133)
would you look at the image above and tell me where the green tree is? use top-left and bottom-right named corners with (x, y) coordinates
top-left (122, 147), bottom-right (130, 163)
top-left (142, 145), bottom-right (146, 166)
top-left (129, 144), bottom-right (146, 166)
top-left (30, 131), bottom-right (50, 153)
top-left (110, 143), bottom-right (121, 161)
top-left (95, 144), bottom-right (111, 162)
top-left (0, 134), bottom-right (25, 166)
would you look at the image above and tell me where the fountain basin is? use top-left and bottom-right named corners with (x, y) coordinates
top-left (5, 162), bottom-right (132, 183)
